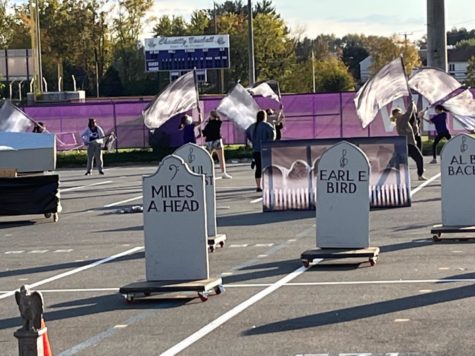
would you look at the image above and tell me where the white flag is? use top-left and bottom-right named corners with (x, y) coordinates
top-left (217, 83), bottom-right (260, 129)
top-left (143, 71), bottom-right (198, 129)
top-left (248, 81), bottom-right (280, 102)
top-left (441, 89), bottom-right (475, 130)
top-left (408, 68), bottom-right (462, 105)
top-left (0, 100), bottom-right (33, 132)
top-left (354, 58), bottom-right (410, 128)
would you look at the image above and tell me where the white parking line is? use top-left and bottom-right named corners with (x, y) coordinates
top-left (411, 173), bottom-right (440, 196)
top-left (160, 264), bottom-right (320, 356)
top-left (104, 195), bottom-right (143, 208)
top-left (0, 246), bottom-right (143, 301)
top-left (61, 181), bottom-right (113, 193)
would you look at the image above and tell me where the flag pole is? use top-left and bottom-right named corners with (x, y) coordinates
top-left (400, 56), bottom-right (413, 102)
top-left (193, 68), bottom-right (203, 144)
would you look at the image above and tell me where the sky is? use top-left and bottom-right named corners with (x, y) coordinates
top-left (147, 0), bottom-right (475, 41)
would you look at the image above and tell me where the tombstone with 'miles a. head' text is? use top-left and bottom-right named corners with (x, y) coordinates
top-left (441, 134), bottom-right (475, 227)
top-left (174, 143), bottom-right (217, 237)
top-left (143, 155), bottom-right (208, 281)
top-left (316, 141), bottom-right (370, 248)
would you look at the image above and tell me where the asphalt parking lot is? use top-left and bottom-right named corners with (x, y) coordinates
top-left (0, 158), bottom-right (474, 356)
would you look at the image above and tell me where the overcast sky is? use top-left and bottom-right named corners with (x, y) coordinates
top-left (147, 0), bottom-right (475, 41)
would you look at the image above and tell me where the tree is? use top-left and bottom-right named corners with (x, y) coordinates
top-left (111, 0), bottom-right (154, 92)
top-left (366, 35), bottom-right (420, 75)
top-left (455, 38), bottom-right (475, 48)
top-left (152, 15), bottom-right (188, 36)
top-left (340, 34), bottom-right (370, 82)
top-left (252, 12), bottom-right (296, 84)
top-left (188, 10), bottom-right (212, 35)
top-left (447, 27), bottom-right (475, 46)
top-left (465, 56), bottom-right (475, 87)
top-left (313, 56), bottom-right (355, 92)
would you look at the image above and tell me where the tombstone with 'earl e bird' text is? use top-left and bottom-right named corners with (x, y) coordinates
top-left (316, 141), bottom-right (370, 248)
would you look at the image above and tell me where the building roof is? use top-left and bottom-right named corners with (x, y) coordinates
top-left (448, 46), bottom-right (475, 62)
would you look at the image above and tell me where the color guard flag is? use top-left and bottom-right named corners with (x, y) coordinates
top-left (408, 68), bottom-right (474, 130)
top-left (217, 83), bottom-right (260, 129)
top-left (0, 100), bottom-right (33, 132)
top-left (408, 67), bottom-right (463, 105)
top-left (248, 80), bottom-right (281, 102)
top-left (354, 57), bottom-right (410, 128)
top-left (441, 89), bottom-right (475, 130)
top-left (143, 71), bottom-right (198, 129)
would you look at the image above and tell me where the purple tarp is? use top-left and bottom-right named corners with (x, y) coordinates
top-left (21, 90), bottom-right (473, 151)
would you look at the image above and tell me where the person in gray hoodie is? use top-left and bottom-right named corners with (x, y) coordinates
top-left (245, 110), bottom-right (276, 192)
top-left (391, 101), bottom-right (427, 181)
top-left (81, 118), bottom-right (105, 175)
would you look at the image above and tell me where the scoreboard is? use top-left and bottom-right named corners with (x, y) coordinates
top-left (144, 35), bottom-right (230, 72)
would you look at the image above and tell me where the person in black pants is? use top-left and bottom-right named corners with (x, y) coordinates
top-left (202, 110), bottom-right (231, 179)
top-left (245, 110), bottom-right (276, 192)
top-left (391, 101), bottom-right (427, 181)
top-left (423, 104), bottom-right (452, 164)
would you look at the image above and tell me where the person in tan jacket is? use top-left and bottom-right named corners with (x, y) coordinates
top-left (391, 101), bottom-right (427, 181)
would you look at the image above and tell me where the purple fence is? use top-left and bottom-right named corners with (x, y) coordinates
top-left (22, 91), bottom-right (471, 151)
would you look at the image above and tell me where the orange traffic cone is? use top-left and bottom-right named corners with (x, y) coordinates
top-left (41, 318), bottom-right (53, 356)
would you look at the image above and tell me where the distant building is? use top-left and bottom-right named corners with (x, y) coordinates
top-left (447, 46), bottom-right (475, 82)
top-left (359, 46), bottom-right (475, 83)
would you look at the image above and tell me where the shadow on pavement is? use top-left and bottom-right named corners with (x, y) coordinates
top-left (242, 272), bottom-right (475, 336)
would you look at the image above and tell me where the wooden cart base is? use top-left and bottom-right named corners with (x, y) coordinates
top-left (301, 247), bottom-right (380, 267)
top-left (208, 233), bottom-right (226, 252)
top-left (431, 224), bottom-right (475, 242)
top-left (119, 277), bottom-right (224, 302)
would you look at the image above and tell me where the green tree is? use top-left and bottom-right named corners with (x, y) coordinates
top-left (152, 15), bottom-right (187, 36)
top-left (340, 34), bottom-right (370, 82)
top-left (0, 0), bottom-right (15, 48)
top-left (252, 12), bottom-right (296, 84)
top-left (366, 35), bottom-right (420, 75)
top-left (447, 27), bottom-right (475, 46)
top-left (188, 10), bottom-right (211, 35)
top-left (465, 56), bottom-right (475, 87)
top-left (455, 38), bottom-right (475, 48)
top-left (112, 0), bottom-right (154, 92)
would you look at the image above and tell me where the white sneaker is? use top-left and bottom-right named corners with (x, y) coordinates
top-left (418, 175), bottom-right (428, 181)
top-left (222, 173), bottom-right (232, 179)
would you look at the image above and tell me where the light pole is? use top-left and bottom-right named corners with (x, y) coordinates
top-left (31, 0), bottom-right (43, 96)
top-left (427, 0), bottom-right (447, 71)
top-left (247, 0), bottom-right (255, 86)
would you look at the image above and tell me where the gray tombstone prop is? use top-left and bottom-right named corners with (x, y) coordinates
top-left (441, 134), bottom-right (475, 226)
top-left (316, 141), bottom-right (370, 248)
top-left (143, 155), bottom-right (209, 281)
top-left (174, 143), bottom-right (217, 237)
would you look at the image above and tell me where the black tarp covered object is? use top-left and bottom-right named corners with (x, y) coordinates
top-left (0, 174), bottom-right (61, 215)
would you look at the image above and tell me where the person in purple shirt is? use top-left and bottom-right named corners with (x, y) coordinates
top-left (178, 114), bottom-right (201, 144)
top-left (424, 105), bottom-right (452, 163)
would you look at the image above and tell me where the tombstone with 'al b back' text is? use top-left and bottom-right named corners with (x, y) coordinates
top-left (441, 134), bottom-right (475, 227)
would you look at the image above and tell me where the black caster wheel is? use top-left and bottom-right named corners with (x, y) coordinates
top-left (302, 260), bottom-right (310, 268)
top-left (44, 213), bottom-right (52, 218)
top-left (432, 234), bottom-right (441, 242)
top-left (209, 246), bottom-right (215, 253)
top-left (219, 241), bottom-right (225, 248)
top-left (124, 295), bottom-right (134, 304)
top-left (369, 258), bottom-right (376, 266)
top-left (214, 285), bottom-right (225, 295)
top-left (198, 292), bottom-right (208, 302)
